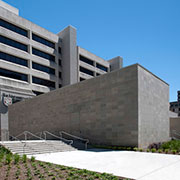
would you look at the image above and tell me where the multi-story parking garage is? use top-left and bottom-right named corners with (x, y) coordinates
top-left (0, 0), bottom-right (122, 140)
top-left (0, 0), bottom-right (123, 98)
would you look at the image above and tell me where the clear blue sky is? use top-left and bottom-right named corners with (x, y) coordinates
top-left (3, 0), bottom-right (180, 102)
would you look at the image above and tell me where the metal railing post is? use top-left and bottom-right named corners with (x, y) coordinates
top-left (24, 132), bottom-right (27, 141)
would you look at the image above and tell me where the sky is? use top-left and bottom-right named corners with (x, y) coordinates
top-left (3, 0), bottom-right (180, 102)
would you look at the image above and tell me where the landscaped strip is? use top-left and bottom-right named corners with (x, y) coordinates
top-left (93, 140), bottom-right (180, 155)
top-left (0, 146), bottom-right (132, 180)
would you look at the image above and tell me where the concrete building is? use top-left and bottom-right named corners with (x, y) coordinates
top-left (0, 0), bottom-right (122, 140)
top-left (0, 0), bottom-right (122, 97)
top-left (170, 91), bottom-right (180, 116)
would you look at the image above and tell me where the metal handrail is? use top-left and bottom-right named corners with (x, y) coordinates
top-left (8, 134), bottom-right (27, 155)
top-left (14, 132), bottom-right (26, 140)
top-left (23, 131), bottom-right (44, 141)
top-left (43, 131), bottom-right (73, 145)
top-left (59, 131), bottom-right (89, 149)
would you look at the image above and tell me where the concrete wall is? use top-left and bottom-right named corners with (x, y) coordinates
top-left (0, 83), bottom-right (35, 140)
top-left (58, 26), bottom-right (78, 86)
top-left (0, 0), bottom-right (19, 15)
top-left (9, 64), bottom-right (139, 147)
top-left (138, 66), bottom-right (170, 147)
top-left (8, 64), bottom-right (169, 148)
top-left (170, 117), bottom-right (180, 138)
top-left (108, 56), bottom-right (123, 72)
top-left (169, 111), bottom-right (178, 118)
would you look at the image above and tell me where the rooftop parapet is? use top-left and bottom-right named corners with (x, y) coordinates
top-left (0, 0), bottom-right (19, 15)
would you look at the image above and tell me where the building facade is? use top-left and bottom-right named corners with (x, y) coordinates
top-left (170, 91), bottom-right (180, 116)
top-left (0, 0), bottom-right (123, 97)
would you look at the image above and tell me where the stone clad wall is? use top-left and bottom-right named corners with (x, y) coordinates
top-left (9, 64), bottom-right (139, 147)
top-left (9, 64), bottom-right (170, 148)
top-left (138, 66), bottom-right (170, 147)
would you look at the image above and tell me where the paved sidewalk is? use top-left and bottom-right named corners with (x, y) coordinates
top-left (29, 150), bottom-right (180, 180)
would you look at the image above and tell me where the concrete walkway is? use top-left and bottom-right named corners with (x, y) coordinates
top-left (29, 150), bottom-right (180, 180)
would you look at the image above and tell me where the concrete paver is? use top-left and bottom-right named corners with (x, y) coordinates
top-left (29, 150), bottom-right (180, 180)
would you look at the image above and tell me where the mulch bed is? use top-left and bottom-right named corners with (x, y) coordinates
top-left (0, 158), bottom-right (133, 180)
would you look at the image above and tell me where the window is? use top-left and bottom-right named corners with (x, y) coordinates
top-left (0, 19), bottom-right (28, 37)
top-left (32, 90), bottom-right (44, 96)
top-left (79, 55), bottom-right (94, 66)
top-left (0, 68), bottom-right (28, 82)
top-left (0, 35), bottom-right (28, 52)
top-left (96, 73), bottom-right (100, 76)
top-left (59, 84), bottom-right (62, 88)
top-left (32, 62), bottom-right (55, 75)
top-left (32, 48), bottom-right (55, 62)
top-left (0, 51), bottom-right (28, 67)
top-left (80, 66), bottom-right (94, 76)
top-left (58, 47), bottom-right (61, 54)
top-left (58, 59), bottom-right (62, 66)
top-left (32, 33), bottom-right (55, 48)
top-left (96, 63), bottom-right (108, 72)
top-left (32, 76), bottom-right (55, 88)
top-left (80, 77), bottom-right (85, 81)
top-left (59, 72), bottom-right (62, 78)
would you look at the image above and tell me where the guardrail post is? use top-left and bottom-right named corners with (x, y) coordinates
top-left (24, 132), bottom-right (27, 141)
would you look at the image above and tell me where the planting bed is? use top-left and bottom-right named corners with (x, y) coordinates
top-left (0, 146), bottom-right (132, 180)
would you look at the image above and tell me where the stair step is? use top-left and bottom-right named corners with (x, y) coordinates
top-left (0, 140), bottom-right (77, 155)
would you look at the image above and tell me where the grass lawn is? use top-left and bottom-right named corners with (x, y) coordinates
top-left (0, 146), bottom-right (132, 180)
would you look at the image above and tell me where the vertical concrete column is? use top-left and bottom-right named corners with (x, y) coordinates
top-left (94, 61), bottom-right (97, 76)
top-left (55, 42), bottom-right (59, 89)
top-left (29, 30), bottom-right (32, 84)
top-left (108, 56), bottom-right (123, 72)
top-left (57, 26), bottom-right (78, 86)
top-left (0, 93), bottom-right (9, 141)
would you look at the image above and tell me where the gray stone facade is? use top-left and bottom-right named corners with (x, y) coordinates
top-left (138, 66), bottom-right (170, 147)
top-left (8, 64), bottom-right (170, 148)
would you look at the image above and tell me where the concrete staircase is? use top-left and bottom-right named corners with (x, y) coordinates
top-left (0, 140), bottom-right (77, 155)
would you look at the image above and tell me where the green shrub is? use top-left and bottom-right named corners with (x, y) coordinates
top-left (151, 148), bottom-right (156, 153)
top-left (133, 147), bottom-right (138, 151)
top-left (30, 156), bottom-right (35, 162)
top-left (161, 140), bottom-right (180, 152)
top-left (165, 149), bottom-right (169, 154)
top-left (146, 149), bottom-right (150, 152)
top-left (172, 149), bottom-right (177, 154)
top-left (14, 153), bottom-right (20, 164)
top-left (22, 154), bottom-right (27, 163)
top-left (5, 154), bottom-right (12, 164)
top-left (158, 149), bottom-right (163, 153)
top-left (127, 147), bottom-right (132, 151)
top-left (139, 148), bottom-right (143, 152)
